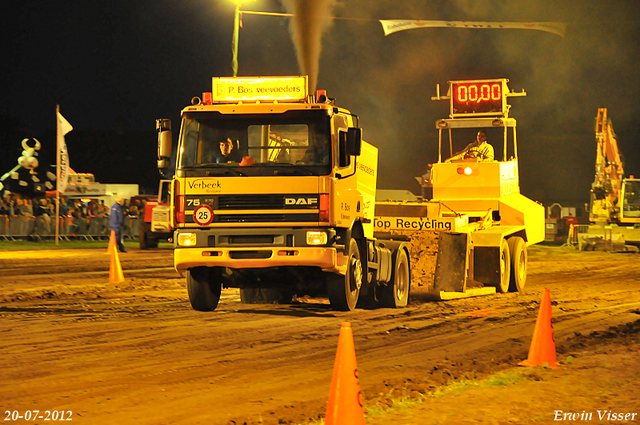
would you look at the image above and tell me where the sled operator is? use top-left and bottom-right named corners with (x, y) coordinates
top-left (445, 130), bottom-right (494, 162)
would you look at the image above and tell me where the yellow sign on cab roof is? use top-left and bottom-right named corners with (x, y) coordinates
top-left (212, 76), bottom-right (308, 103)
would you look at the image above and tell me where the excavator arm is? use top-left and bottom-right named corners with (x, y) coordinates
top-left (590, 108), bottom-right (625, 223)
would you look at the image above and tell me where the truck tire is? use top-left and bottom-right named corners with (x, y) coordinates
top-left (378, 248), bottom-right (410, 308)
top-left (240, 288), bottom-right (294, 304)
top-left (496, 239), bottom-right (511, 293)
top-left (187, 267), bottom-right (222, 311)
top-left (508, 237), bottom-right (527, 292)
top-left (240, 288), bottom-right (261, 304)
top-left (139, 222), bottom-right (158, 249)
top-left (328, 238), bottom-right (362, 311)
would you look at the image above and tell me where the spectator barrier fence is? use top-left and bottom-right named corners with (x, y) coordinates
top-left (0, 215), bottom-right (142, 241)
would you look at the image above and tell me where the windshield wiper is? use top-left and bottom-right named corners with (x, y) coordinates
top-left (217, 169), bottom-right (247, 177)
top-left (257, 163), bottom-right (317, 175)
top-left (184, 163), bottom-right (218, 168)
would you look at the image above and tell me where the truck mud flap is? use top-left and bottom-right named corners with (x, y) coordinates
top-left (433, 232), bottom-right (468, 293)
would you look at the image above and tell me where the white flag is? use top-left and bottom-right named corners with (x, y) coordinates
top-left (57, 111), bottom-right (73, 193)
top-left (380, 20), bottom-right (567, 38)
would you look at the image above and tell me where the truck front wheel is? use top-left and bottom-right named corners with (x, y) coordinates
top-left (187, 267), bottom-right (222, 311)
top-left (378, 248), bottom-right (410, 308)
top-left (328, 238), bottom-right (362, 311)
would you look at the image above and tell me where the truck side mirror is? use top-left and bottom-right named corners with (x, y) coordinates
top-left (346, 127), bottom-right (362, 157)
top-left (159, 179), bottom-right (171, 204)
top-left (156, 119), bottom-right (172, 172)
top-left (338, 127), bottom-right (362, 168)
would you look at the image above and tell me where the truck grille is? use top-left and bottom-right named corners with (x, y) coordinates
top-left (184, 194), bottom-right (320, 224)
top-left (218, 194), bottom-right (282, 210)
top-left (216, 213), bottom-right (318, 223)
top-left (217, 194), bottom-right (318, 210)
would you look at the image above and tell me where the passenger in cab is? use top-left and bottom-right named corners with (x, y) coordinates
top-left (298, 136), bottom-right (331, 165)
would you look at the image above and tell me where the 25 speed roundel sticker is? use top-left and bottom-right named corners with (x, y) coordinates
top-left (193, 205), bottom-right (214, 226)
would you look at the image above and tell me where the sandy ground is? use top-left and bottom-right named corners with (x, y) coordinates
top-left (0, 244), bottom-right (639, 424)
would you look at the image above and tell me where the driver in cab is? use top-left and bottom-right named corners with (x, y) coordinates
top-left (216, 138), bottom-right (243, 163)
top-left (445, 130), bottom-right (494, 162)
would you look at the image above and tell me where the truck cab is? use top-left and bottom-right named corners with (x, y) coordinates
top-left (157, 76), bottom-right (410, 311)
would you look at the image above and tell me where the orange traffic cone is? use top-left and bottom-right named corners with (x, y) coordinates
top-left (107, 230), bottom-right (116, 253)
top-left (519, 289), bottom-right (560, 368)
top-left (109, 232), bottom-right (125, 284)
top-left (325, 322), bottom-right (366, 425)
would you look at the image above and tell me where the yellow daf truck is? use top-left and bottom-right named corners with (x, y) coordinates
top-left (157, 76), bottom-right (410, 311)
top-left (376, 78), bottom-right (545, 297)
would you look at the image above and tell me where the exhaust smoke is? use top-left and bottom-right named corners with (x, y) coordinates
top-left (281, 0), bottom-right (336, 93)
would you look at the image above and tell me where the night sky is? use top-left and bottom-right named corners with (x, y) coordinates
top-left (2, 0), bottom-right (639, 203)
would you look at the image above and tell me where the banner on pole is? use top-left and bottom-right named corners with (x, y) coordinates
top-left (380, 20), bottom-right (567, 38)
top-left (57, 112), bottom-right (73, 194)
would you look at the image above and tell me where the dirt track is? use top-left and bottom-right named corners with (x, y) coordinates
top-left (1, 245), bottom-right (639, 424)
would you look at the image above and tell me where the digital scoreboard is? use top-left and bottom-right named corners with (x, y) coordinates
top-left (450, 79), bottom-right (508, 117)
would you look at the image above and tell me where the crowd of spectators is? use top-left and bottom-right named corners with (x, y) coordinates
top-left (0, 192), bottom-right (144, 240)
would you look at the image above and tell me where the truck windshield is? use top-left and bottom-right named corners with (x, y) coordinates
top-left (178, 110), bottom-right (332, 176)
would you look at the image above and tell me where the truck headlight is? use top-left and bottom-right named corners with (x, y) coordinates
top-left (306, 231), bottom-right (327, 245)
top-left (177, 232), bottom-right (197, 246)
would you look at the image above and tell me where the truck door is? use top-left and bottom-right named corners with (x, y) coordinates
top-left (333, 115), bottom-right (359, 229)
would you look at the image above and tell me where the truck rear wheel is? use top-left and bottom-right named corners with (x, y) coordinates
top-left (240, 288), bottom-right (294, 304)
top-left (508, 237), bottom-right (527, 292)
top-left (187, 267), bottom-right (222, 311)
top-left (378, 248), bottom-right (410, 308)
top-left (328, 238), bottom-right (362, 311)
top-left (496, 239), bottom-right (511, 293)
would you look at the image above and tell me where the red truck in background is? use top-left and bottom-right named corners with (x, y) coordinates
top-left (133, 179), bottom-right (172, 249)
